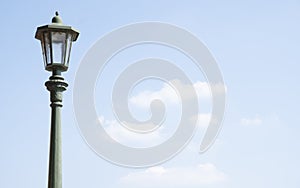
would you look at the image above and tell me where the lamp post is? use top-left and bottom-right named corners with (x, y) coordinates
top-left (35, 12), bottom-right (79, 188)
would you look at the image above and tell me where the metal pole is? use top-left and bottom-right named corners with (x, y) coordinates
top-left (45, 70), bottom-right (68, 188)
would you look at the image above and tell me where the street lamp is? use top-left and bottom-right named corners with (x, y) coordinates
top-left (35, 12), bottom-right (79, 188)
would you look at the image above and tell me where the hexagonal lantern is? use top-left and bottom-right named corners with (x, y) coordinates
top-left (35, 12), bottom-right (79, 72)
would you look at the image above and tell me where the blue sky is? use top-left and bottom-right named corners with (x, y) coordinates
top-left (1, 0), bottom-right (300, 187)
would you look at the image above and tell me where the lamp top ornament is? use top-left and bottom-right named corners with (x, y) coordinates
top-left (52, 11), bottom-right (63, 24)
top-left (35, 11), bottom-right (79, 42)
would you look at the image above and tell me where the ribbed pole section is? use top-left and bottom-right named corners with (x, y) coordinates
top-left (45, 71), bottom-right (68, 188)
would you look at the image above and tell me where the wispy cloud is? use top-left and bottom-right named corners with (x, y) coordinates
top-left (100, 80), bottom-right (226, 149)
top-left (241, 116), bottom-right (263, 126)
top-left (189, 113), bottom-right (212, 128)
top-left (99, 116), bottom-right (165, 148)
top-left (129, 81), bottom-right (226, 109)
top-left (120, 163), bottom-right (227, 187)
top-left (129, 82), bottom-right (179, 108)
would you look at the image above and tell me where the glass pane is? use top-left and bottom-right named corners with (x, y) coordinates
top-left (40, 40), bottom-right (46, 67)
top-left (64, 33), bottom-right (72, 67)
top-left (51, 32), bottom-right (66, 64)
top-left (43, 32), bottom-right (51, 66)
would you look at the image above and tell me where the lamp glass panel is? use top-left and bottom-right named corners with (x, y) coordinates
top-left (51, 31), bottom-right (66, 65)
top-left (64, 33), bottom-right (73, 67)
top-left (43, 32), bottom-right (51, 66)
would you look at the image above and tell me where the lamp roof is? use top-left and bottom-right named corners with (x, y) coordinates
top-left (35, 12), bottom-right (79, 42)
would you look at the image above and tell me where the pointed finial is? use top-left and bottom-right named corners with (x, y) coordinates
top-left (52, 11), bottom-right (63, 24)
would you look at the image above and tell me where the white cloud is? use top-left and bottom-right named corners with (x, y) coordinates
top-left (100, 80), bottom-right (226, 149)
top-left (189, 113), bottom-right (222, 130)
top-left (193, 81), bottom-right (211, 98)
top-left (99, 116), bottom-right (165, 148)
top-left (120, 163), bottom-right (227, 187)
top-left (193, 113), bottom-right (212, 128)
top-left (129, 82), bottom-right (179, 108)
top-left (129, 80), bottom-right (226, 109)
top-left (241, 116), bottom-right (263, 126)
